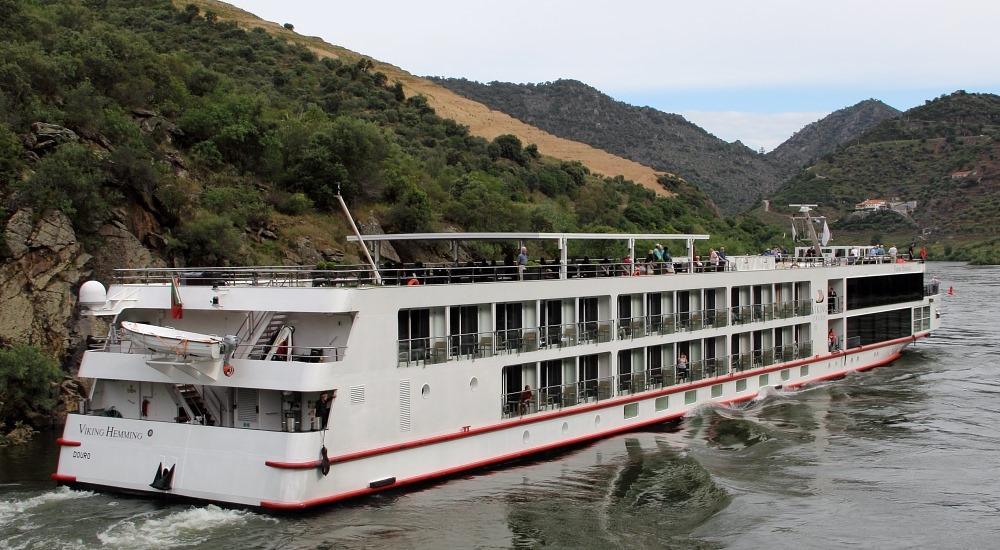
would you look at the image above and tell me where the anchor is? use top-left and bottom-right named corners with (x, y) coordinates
top-left (150, 462), bottom-right (176, 491)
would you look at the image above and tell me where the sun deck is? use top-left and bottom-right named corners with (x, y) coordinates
top-left (112, 232), bottom-right (921, 288)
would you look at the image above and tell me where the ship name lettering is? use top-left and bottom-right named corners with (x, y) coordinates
top-left (78, 424), bottom-right (144, 440)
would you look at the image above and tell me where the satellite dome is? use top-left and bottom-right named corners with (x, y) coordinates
top-left (79, 280), bottom-right (107, 307)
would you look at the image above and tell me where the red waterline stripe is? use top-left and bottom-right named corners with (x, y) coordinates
top-left (303, 333), bottom-right (925, 467)
top-left (265, 459), bottom-right (322, 470)
top-left (260, 409), bottom-right (688, 510)
top-left (264, 334), bottom-right (927, 469)
top-left (56, 438), bottom-right (81, 447)
top-left (50, 473), bottom-right (76, 483)
top-left (261, 344), bottom-right (915, 509)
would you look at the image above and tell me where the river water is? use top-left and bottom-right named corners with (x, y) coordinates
top-left (2, 262), bottom-right (997, 549)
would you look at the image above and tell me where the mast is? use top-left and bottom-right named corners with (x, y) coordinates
top-left (789, 204), bottom-right (824, 257)
top-left (336, 188), bottom-right (382, 285)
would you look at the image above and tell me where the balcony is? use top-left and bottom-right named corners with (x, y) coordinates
top-left (499, 341), bottom-right (814, 418)
top-left (397, 321), bottom-right (616, 367)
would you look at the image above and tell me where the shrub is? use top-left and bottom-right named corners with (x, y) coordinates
top-left (276, 192), bottom-right (313, 215)
top-left (175, 213), bottom-right (243, 265)
top-left (0, 344), bottom-right (62, 427)
top-left (0, 123), bottom-right (22, 183)
top-left (16, 143), bottom-right (115, 231)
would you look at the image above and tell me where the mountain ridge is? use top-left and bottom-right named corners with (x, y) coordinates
top-left (179, 0), bottom-right (674, 196)
top-left (428, 77), bottom-right (780, 213)
top-left (767, 99), bottom-right (901, 176)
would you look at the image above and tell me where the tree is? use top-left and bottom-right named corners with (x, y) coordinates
top-left (0, 345), bottom-right (62, 426)
top-left (488, 134), bottom-right (525, 164)
top-left (283, 23), bottom-right (294, 30)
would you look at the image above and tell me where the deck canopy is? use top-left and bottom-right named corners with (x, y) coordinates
top-left (347, 232), bottom-right (710, 275)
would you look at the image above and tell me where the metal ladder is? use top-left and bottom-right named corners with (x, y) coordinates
top-left (175, 384), bottom-right (216, 426)
top-left (249, 313), bottom-right (288, 359)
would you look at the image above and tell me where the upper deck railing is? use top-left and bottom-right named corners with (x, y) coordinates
top-left (113, 254), bottom-right (920, 289)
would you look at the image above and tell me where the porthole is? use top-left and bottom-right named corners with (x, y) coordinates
top-left (522, 430), bottom-right (530, 443)
top-left (561, 422), bottom-right (569, 434)
top-left (421, 384), bottom-right (430, 398)
top-left (469, 377), bottom-right (478, 391)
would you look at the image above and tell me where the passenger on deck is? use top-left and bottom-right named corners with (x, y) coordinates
top-left (828, 329), bottom-right (838, 351)
top-left (677, 354), bottom-right (689, 382)
top-left (517, 246), bottom-right (528, 280)
top-left (519, 384), bottom-right (533, 415)
top-left (828, 287), bottom-right (838, 313)
top-left (709, 248), bottom-right (720, 271)
top-left (623, 254), bottom-right (633, 276)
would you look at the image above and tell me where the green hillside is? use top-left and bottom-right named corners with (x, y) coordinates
top-left (0, 0), bottom-right (785, 273)
top-left (765, 91), bottom-right (1000, 263)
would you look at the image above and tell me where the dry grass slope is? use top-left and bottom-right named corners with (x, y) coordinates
top-left (181, 0), bottom-right (672, 196)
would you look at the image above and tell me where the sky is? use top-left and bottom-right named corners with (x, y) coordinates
top-left (230, 0), bottom-right (1000, 151)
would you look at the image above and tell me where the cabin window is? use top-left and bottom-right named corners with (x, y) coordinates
top-left (781, 369), bottom-right (790, 381)
top-left (496, 302), bottom-right (523, 345)
top-left (846, 308), bottom-right (912, 346)
top-left (759, 374), bottom-right (769, 387)
top-left (449, 305), bottom-right (479, 356)
top-left (800, 365), bottom-right (810, 377)
top-left (736, 379), bottom-right (747, 392)
top-left (398, 309), bottom-right (430, 361)
top-left (847, 273), bottom-right (922, 310)
top-left (711, 384), bottom-right (723, 398)
top-left (684, 390), bottom-right (697, 405)
top-left (655, 396), bottom-right (669, 411)
top-left (624, 402), bottom-right (639, 419)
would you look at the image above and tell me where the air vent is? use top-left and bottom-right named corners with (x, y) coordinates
top-left (236, 388), bottom-right (258, 424)
top-left (349, 385), bottom-right (365, 405)
top-left (399, 380), bottom-right (411, 432)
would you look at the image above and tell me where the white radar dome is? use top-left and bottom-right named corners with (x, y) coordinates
top-left (79, 280), bottom-right (107, 307)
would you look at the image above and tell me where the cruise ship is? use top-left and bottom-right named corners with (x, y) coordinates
top-left (52, 230), bottom-right (941, 509)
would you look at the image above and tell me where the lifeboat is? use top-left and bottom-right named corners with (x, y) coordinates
top-left (121, 321), bottom-right (224, 359)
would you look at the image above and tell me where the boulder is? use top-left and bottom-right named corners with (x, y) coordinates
top-left (359, 215), bottom-right (401, 262)
top-left (90, 223), bottom-right (164, 284)
top-left (29, 122), bottom-right (78, 152)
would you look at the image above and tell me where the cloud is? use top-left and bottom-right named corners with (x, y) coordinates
top-left (677, 111), bottom-right (830, 152)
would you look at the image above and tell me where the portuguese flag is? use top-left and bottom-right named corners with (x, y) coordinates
top-left (170, 275), bottom-right (183, 319)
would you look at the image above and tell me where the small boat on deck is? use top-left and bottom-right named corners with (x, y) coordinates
top-left (121, 321), bottom-right (223, 359)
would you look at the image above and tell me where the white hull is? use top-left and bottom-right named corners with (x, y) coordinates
top-left (55, 338), bottom-right (917, 508)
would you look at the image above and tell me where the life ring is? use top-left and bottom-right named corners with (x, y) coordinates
top-left (407, 277), bottom-right (420, 286)
top-left (223, 363), bottom-right (235, 377)
top-left (815, 289), bottom-right (825, 303)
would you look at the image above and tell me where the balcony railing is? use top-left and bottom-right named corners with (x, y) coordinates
top-left (398, 321), bottom-right (615, 367)
top-left (112, 251), bottom-right (920, 290)
top-left (731, 300), bottom-right (813, 326)
top-left (499, 341), bottom-right (814, 418)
